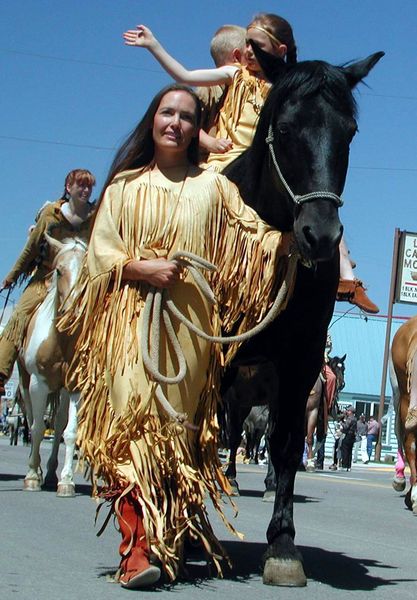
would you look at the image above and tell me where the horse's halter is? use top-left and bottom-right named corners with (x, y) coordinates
top-left (266, 123), bottom-right (344, 209)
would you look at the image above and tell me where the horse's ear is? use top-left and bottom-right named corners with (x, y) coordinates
top-left (250, 40), bottom-right (288, 83)
top-left (44, 232), bottom-right (64, 255)
top-left (342, 51), bottom-right (384, 88)
top-left (341, 353), bottom-right (347, 363)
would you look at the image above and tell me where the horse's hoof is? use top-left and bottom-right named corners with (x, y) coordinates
top-left (226, 479), bottom-right (240, 496)
top-left (262, 490), bottom-right (276, 503)
top-left (56, 482), bottom-right (76, 498)
top-left (263, 557), bottom-right (307, 587)
top-left (405, 490), bottom-right (412, 510)
top-left (23, 479), bottom-right (42, 492)
top-left (306, 459), bottom-right (315, 472)
top-left (412, 504), bottom-right (417, 516)
top-left (43, 475), bottom-right (59, 490)
top-left (392, 477), bottom-right (406, 492)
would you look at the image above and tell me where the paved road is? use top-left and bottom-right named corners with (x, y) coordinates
top-left (0, 435), bottom-right (415, 600)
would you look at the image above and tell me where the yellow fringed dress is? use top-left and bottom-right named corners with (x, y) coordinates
top-left (205, 66), bottom-right (270, 171)
top-left (67, 166), bottom-right (292, 580)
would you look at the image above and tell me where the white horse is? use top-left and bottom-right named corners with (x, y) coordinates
top-left (18, 235), bottom-right (86, 497)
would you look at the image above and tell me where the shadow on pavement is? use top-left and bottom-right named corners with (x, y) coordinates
top-left (301, 545), bottom-right (416, 590)
top-left (237, 488), bottom-right (320, 504)
top-left (0, 472), bottom-right (24, 481)
top-left (96, 541), bottom-right (417, 591)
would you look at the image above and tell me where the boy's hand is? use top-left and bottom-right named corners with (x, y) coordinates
top-left (123, 24), bottom-right (157, 49)
top-left (209, 138), bottom-right (233, 154)
top-left (1, 279), bottom-right (13, 290)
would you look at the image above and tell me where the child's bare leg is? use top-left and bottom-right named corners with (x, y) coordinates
top-left (336, 236), bottom-right (379, 314)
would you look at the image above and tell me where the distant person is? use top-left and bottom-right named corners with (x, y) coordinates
top-left (353, 413), bottom-right (368, 463)
top-left (0, 169), bottom-right (96, 396)
top-left (329, 414), bottom-right (345, 470)
top-left (340, 406), bottom-right (357, 471)
top-left (366, 415), bottom-right (380, 462)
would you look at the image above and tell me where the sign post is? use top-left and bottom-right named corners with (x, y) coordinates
top-left (376, 229), bottom-right (417, 461)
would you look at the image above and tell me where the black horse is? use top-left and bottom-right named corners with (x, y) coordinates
top-left (222, 48), bottom-right (383, 586)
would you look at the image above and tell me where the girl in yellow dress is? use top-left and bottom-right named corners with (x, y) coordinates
top-left (123, 13), bottom-right (297, 170)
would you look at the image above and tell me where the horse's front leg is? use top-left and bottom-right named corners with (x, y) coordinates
top-left (24, 376), bottom-right (49, 491)
top-left (44, 389), bottom-right (69, 490)
top-left (56, 391), bottom-right (79, 498)
top-left (263, 409), bottom-right (307, 587)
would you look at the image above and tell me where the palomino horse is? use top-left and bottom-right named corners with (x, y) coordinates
top-left (223, 44), bottom-right (383, 585)
top-left (391, 315), bottom-right (417, 513)
top-left (18, 235), bottom-right (86, 497)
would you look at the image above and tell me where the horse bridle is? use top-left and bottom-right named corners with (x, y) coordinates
top-left (265, 123), bottom-right (344, 208)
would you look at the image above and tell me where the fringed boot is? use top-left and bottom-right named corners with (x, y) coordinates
top-left (116, 493), bottom-right (161, 589)
top-left (336, 278), bottom-right (379, 314)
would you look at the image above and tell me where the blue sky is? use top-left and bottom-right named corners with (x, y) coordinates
top-left (1, 0), bottom-right (416, 318)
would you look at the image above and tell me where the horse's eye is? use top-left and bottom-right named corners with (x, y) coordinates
top-left (56, 268), bottom-right (62, 277)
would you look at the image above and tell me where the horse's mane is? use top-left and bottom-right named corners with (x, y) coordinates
top-left (59, 236), bottom-right (88, 250)
top-left (266, 60), bottom-right (358, 119)
top-left (239, 60), bottom-right (358, 200)
top-left (45, 237), bottom-right (87, 298)
top-left (53, 237), bottom-right (88, 261)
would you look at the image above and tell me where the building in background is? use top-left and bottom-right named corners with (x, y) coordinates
top-left (326, 311), bottom-right (411, 461)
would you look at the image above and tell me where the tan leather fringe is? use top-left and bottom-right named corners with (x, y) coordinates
top-left (59, 171), bottom-right (294, 580)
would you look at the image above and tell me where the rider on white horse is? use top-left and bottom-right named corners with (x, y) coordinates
top-left (0, 169), bottom-right (96, 396)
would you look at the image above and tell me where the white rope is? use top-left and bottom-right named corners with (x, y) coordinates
top-left (141, 250), bottom-right (298, 429)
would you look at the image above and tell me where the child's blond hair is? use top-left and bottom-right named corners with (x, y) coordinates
top-left (210, 25), bottom-right (246, 67)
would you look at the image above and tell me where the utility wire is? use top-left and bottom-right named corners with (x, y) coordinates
top-left (0, 134), bottom-right (415, 173)
top-left (0, 48), bottom-right (163, 74)
top-left (1, 47), bottom-right (417, 102)
top-left (0, 135), bottom-right (114, 151)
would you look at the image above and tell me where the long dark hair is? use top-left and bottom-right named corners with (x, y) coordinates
top-left (98, 84), bottom-right (202, 207)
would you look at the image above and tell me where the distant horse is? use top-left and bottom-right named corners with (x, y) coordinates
top-left (7, 397), bottom-right (23, 446)
top-left (223, 44), bottom-right (383, 585)
top-left (391, 316), bottom-right (417, 512)
top-left (243, 405), bottom-right (269, 464)
top-left (223, 354), bottom-right (346, 487)
top-left (222, 362), bottom-right (278, 491)
top-left (305, 354), bottom-right (346, 471)
top-left (18, 235), bottom-right (86, 497)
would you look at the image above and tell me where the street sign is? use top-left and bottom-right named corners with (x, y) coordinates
top-left (395, 230), bottom-right (417, 304)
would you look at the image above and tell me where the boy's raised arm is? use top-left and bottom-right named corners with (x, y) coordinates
top-left (123, 24), bottom-right (237, 86)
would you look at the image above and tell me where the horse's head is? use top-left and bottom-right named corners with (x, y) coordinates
top-left (45, 233), bottom-right (87, 313)
top-left (249, 46), bottom-right (384, 264)
top-left (328, 354), bottom-right (347, 394)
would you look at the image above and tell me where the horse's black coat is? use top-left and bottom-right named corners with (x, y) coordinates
top-left (223, 46), bottom-right (383, 584)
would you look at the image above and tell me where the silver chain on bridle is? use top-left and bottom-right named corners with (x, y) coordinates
top-left (266, 123), bottom-right (344, 208)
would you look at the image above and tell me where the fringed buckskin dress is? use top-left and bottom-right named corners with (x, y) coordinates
top-left (64, 166), bottom-right (293, 580)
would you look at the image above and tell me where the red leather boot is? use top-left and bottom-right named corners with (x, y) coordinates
top-left (116, 494), bottom-right (161, 589)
